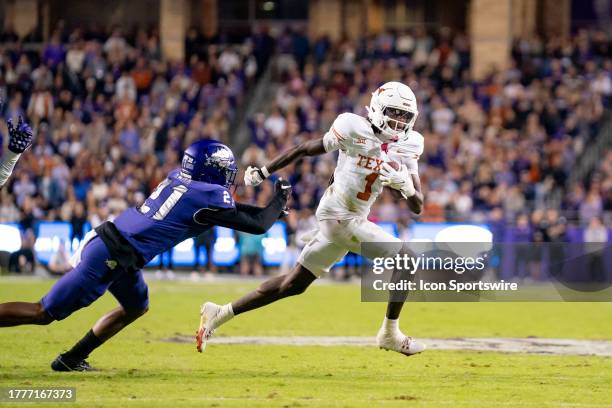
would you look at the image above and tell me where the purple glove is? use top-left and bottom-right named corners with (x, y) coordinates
top-left (7, 116), bottom-right (33, 154)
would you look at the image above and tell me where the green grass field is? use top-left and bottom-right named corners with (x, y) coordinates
top-left (1, 277), bottom-right (611, 407)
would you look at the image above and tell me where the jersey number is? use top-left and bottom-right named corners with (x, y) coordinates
top-left (356, 172), bottom-right (378, 201)
top-left (140, 179), bottom-right (187, 220)
top-left (222, 190), bottom-right (231, 204)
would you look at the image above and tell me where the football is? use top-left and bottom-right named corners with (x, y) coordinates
top-left (384, 161), bottom-right (404, 198)
top-left (386, 160), bottom-right (401, 171)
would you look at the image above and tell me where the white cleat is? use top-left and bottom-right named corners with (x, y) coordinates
top-left (376, 329), bottom-right (427, 357)
top-left (195, 302), bottom-right (221, 353)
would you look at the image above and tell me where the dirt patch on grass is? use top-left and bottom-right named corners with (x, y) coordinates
top-left (163, 335), bottom-right (612, 356)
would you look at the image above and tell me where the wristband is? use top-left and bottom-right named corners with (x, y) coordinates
top-left (260, 166), bottom-right (270, 179)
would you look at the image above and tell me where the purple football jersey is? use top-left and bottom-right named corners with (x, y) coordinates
top-left (113, 170), bottom-right (234, 262)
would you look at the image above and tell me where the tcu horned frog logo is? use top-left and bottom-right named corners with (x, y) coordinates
top-left (206, 147), bottom-right (234, 169)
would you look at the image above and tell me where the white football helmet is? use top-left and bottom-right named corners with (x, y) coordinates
top-left (366, 81), bottom-right (418, 142)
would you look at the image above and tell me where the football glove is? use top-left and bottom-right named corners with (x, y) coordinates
top-left (379, 162), bottom-right (416, 198)
top-left (275, 178), bottom-right (292, 217)
top-left (274, 178), bottom-right (292, 200)
top-left (244, 166), bottom-right (270, 186)
top-left (7, 116), bottom-right (33, 154)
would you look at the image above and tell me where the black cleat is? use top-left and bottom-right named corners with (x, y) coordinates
top-left (51, 353), bottom-right (96, 372)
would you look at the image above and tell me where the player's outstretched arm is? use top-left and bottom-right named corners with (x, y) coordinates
top-left (0, 116), bottom-right (33, 188)
top-left (194, 179), bottom-right (292, 235)
top-left (245, 138), bottom-right (326, 186)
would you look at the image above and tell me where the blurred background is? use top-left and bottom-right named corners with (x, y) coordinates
top-left (0, 0), bottom-right (609, 279)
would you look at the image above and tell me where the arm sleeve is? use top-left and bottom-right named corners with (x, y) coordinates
top-left (194, 195), bottom-right (287, 235)
top-left (235, 202), bottom-right (265, 215)
top-left (0, 150), bottom-right (21, 188)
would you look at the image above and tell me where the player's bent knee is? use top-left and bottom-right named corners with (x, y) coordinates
top-left (37, 313), bottom-right (54, 325)
top-left (280, 265), bottom-right (316, 296)
top-left (117, 306), bottom-right (148, 326)
top-left (127, 306), bottom-right (149, 319)
top-left (280, 277), bottom-right (308, 297)
top-left (35, 303), bottom-right (55, 325)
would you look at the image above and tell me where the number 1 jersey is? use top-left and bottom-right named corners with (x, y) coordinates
top-left (317, 112), bottom-right (424, 220)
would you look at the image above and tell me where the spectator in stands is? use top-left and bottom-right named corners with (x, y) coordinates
top-left (237, 231), bottom-right (264, 277)
top-left (0, 22), bottom-right (608, 278)
top-left (0, 194), bottom-right (20, 223)
top-left (194, 229), bottom-right (217, 275)
top-left (42, 33), bottom-right (65, 67)
top-left (27, 83), bottom-right (54, 122)
top-left (70, 202), bottom-right (87, 242)
top-left (545, 209), bottom-right (567, 278)
top-left (584, 216), bottom-right (609, 282)
top-left (9, 229), bottom-right (36, 274)
top-left (580, 188), bottom-right (604, 224)
top-left (48, 240), bottom-right (72, 275)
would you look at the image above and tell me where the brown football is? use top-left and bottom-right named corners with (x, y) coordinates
top-left (384, 161), bottom-right (403, 198)
top-left (387, 160), bottom-right (400, 171)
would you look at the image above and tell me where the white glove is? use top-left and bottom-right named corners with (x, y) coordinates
top-left (379, 163), bottom-right (416, 198)
top-left (244, 166), bottom-right (269, 186)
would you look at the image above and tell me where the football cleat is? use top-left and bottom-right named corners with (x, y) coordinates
top-left (195, 302), bottom-right (221, 353)
top-left (376, 329), bottom-right (426, 357)
top-left (51, 353), bottom-right (96, 372)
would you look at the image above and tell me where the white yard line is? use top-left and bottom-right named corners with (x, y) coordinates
top-left (164, 335), bottom-right (612, 356)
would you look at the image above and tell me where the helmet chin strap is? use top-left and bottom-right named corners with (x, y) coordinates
top-left (368, 119), bottom-right (400, 142)
top-left (366, 105), bottom-right (409, 142)
top-left (375, 127), bottom-right (401, 143)
top-left (381, 119), bottom-right (407, 141)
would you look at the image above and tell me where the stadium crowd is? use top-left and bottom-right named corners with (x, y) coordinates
top-left (242, 27), bottom-right (611, 249)
top-left (0, 26), bottom-right (261, 230)
top-left (0, 23), bottom-right (609, 274)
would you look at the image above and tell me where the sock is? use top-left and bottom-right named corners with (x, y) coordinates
top-left (224, 303), bottom-right (234, 317)
top-left (382, 317), bottom-right (400, 335)
top-left (216, 303), bottom-right (234, 327)
top-left (208, 303), bottom-right (235, 331)
top-left (64, 329), bottom-right (103, 360)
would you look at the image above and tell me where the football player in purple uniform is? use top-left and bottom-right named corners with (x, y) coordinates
top-left (0, 140), bottom-right (291, 371)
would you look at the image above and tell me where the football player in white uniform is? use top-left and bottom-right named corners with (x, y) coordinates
top-left (196, 82), bottom-right (426, 357)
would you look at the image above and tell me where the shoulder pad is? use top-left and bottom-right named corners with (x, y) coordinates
top-left (191, 182), bottom-right (235, 210)
top-left (332, 112), bottom-right (377, 145)
top-left (391, 130), bottom-right (424, 158)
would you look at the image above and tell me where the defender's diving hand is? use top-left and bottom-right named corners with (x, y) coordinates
top-left (7, 116), bottom-right (33, 154)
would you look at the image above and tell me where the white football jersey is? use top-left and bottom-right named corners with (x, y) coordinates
top-left (317, 112), bottom-right (424, 220)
